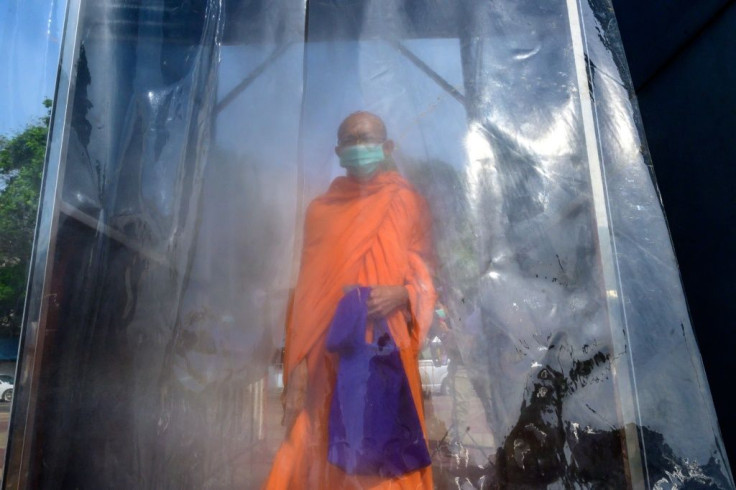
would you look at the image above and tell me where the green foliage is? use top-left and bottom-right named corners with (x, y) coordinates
top-left (0, 100), bottom-right (51, 336)
top-left (401, 157), bottom-right (480, 300)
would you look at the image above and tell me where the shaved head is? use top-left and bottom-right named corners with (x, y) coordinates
top-left (334, 111), bottom-right (395, 180)
top-left (337, 111), bottom-right (387, 145)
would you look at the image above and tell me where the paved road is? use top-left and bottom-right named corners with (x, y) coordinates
top-left (0, 409), bottom-right (9, 480)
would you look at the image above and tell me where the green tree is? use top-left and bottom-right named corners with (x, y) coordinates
top-left (0, 99), bottom-right (51, 336)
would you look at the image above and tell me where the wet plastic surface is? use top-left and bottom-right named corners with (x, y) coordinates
top-left (3, 0), bottom-right (733, 488)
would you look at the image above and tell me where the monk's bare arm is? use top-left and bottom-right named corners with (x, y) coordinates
top-left (282, 359), bottom-right (308, 430)
top-left (402, 189), bottom-right (437, 344)
top-left (367, 285), bottom-right (409, 318)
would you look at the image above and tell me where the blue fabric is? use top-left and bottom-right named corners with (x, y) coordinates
top-left (0, 338), bottom-right (19, 361)
top-left (325, 287), bottom-right (431, 477)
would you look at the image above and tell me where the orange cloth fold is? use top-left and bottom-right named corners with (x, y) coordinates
top-left (265, 171), bottom-right (436, 489)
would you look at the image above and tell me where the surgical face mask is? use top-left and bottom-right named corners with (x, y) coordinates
top-left (338, 144), bottom-right (385, 178)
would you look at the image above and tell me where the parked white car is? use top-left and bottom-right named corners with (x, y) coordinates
top-left (0, 375), bottom-right (14, 402)
top-left (418, 339), bottom-right (449, 396)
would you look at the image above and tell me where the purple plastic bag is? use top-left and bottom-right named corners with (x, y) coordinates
top-left (325, 287), bottom-right (431, 477)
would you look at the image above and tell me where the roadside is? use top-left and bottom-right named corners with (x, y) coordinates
top-left (0, 403), bottom-right (9, 483)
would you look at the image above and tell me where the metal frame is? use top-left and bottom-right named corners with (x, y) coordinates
top-left (3, 0), bottom-right (84, 487)
top-left (565, 0), bottom-right (647, 486)
top-left (5, 1), bottom-right (648, 487)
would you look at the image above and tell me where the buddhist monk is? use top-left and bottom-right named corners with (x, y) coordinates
top-left (264, 111), bottom-right (437, 489)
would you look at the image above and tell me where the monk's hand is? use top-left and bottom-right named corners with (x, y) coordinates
top-left (282, 359), bottom-right (308, 431)
top-left (367, 285), bottom-right (409, 319)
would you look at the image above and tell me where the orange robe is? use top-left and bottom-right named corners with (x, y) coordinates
top-left (264, 171), bottom-right (436, 489)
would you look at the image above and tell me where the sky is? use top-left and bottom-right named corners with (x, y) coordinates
top-left (0, 0), bottom-right (65, 137)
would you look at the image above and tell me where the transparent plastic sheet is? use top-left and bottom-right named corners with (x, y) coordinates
top-left (4, 1), bottom-right (733, 489)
